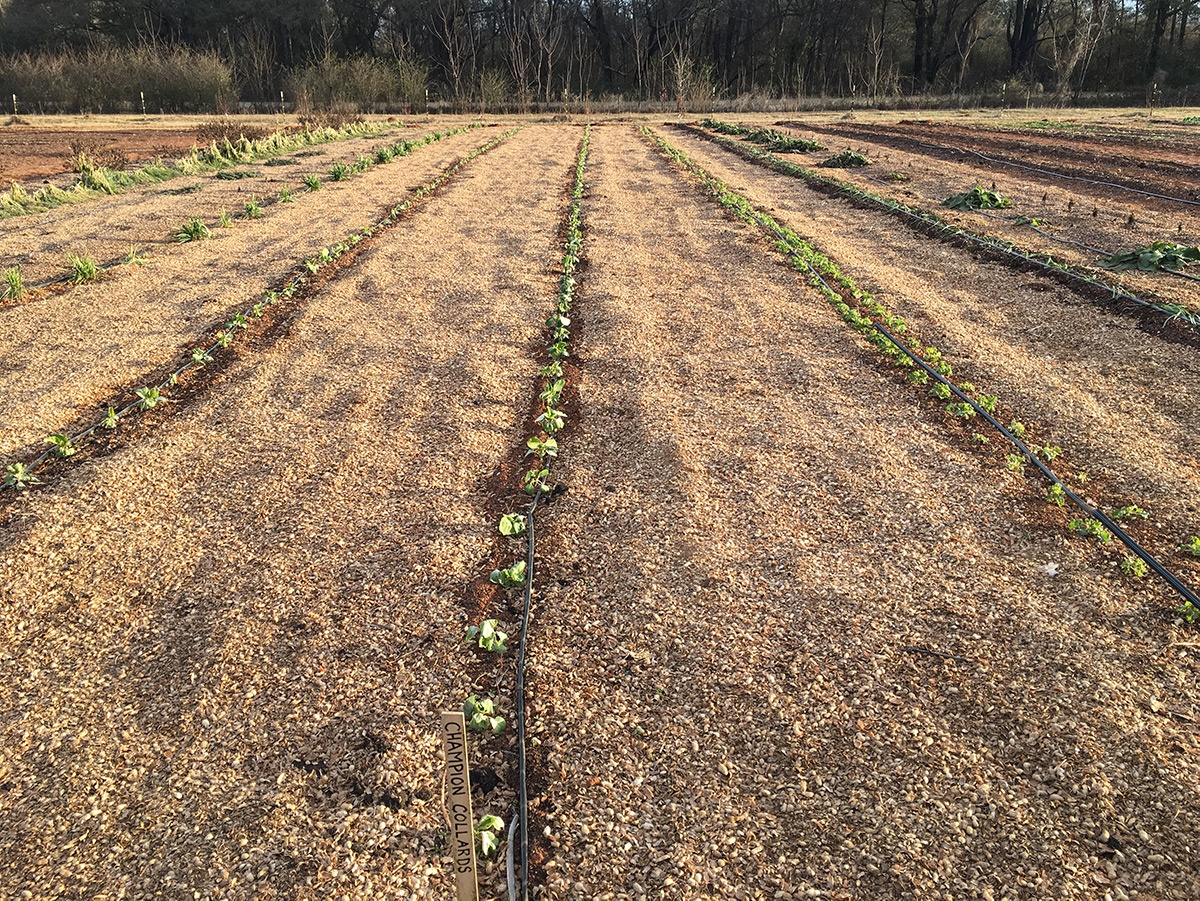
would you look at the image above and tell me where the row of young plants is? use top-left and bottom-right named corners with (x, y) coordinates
top-left (460, 125), bottom-right (591, 895)
top-left (0, 128), bottom-right (476, 307)
top-left (642, 126), bottom-right (1200, 619)
top-left (0, 119), bottom-right (391, 222)
top-left (685, 121), bottom-right (1200, 331)
top-left (0, 127), bottom-right (521, 493)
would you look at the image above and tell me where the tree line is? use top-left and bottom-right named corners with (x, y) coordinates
top-left (0, 1), bottom-right (1197, 110)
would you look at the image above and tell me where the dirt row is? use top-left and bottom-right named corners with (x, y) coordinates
top-left (740, 122), bottom-right (1200, 314)
top-left (793, 120), bottom-right (1200, 207)
top-left (0, 127), bottom-right (493, 459)
top-left (0, 124), bottom-right (579, 899)
top-left (0, 123), bottom-right (439, 282)
top-left (526, 125), bottom-right (1200, 900)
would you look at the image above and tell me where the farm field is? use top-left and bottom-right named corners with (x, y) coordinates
top-left (1, 112), bottom-right (1199, 900)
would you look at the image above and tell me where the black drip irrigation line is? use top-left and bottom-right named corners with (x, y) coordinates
top-left (649, 126), bottom-right (1200, 616)
top-left (681, 124), bottom-right (1200, 332)
top-left (1, 127), bottom-right (520, 491)
top-left (874, 322), bottom-right (1200, 612)
top-left (810, 124), bottom-right (1200, 210)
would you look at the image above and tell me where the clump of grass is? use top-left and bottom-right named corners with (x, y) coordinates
top-left (244, 197), bottom-right (264, 218)
top-left (175, 217), bottom-right (210, 243)
top-left (277, 187), bottom-right (295, 203)
top-left (329, 162), bottom-right (350, 181)
top-left (3, 265), bottom-right (25, 300)
top-left (819, 149), bottom-right (870, 168)
top-left (66, 253), bottom-right (98, 283)
top-left (302, 173), bottom-right (321, 191)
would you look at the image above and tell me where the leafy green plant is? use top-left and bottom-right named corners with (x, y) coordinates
top-left (45, 433), bottom-right (77, 459)
top-left (1121, 556), bottom-right (1149, 578)
top-left (526, 435), bottom-right (558, 458)
top-left (536, 407), bottom-right (566, 434)
top-left (489, 561), bottom-right (527, 590)
top-left (476, 815), bottom-right (504, 857)
top-left (67, 253), bottom-right (98, 283)
top-left (499, 513), bottom-right (526, 537)
top-left (1182, 535), bottom-right (1200, 557)
top-left (1112, 505), bottom-right (1148, 521)
top-left (465, 619), bottom-right (508, 653)
top-left (3, 461), bottom-right (40, 488)
top-left (463, 695), bottom-right (506, 734)
top-left (1005, 453), bottom-right (1024, 472)
top-left (354, 155), bottom-right (371, 172)
top-left (302, 173), bottom-right (321, 190)
top-left (1015, 216), bottom-right (1047, 227)
top-left (1100, 242), bottom-right (1200, 272)
top-left (945, 402), bottom-right (976, 419)
top-left (819, 150), bottom-right (870, 168)
top-left (101, 407), bottom-right (119, 429)
top-left (1008, 420), bottom-right (1026, 438)
top-left (244, 197), bottom-right (264, 219)
top-left (523, 467), bottom-right (549, 496)
top-left (977, 395), bottom-right (998, 414)
top-left (944, 186), bottom-right (1013, 211)
top-left (277, 187), bottom-right (295, 203)
top-left (375, 146), bottom-right (395, 164)
top-left (175, 217), bottom-right (210, 243)
top-left (135, 386), bottom-right (163, 410)
top-left (191, 347), bottom-right (213, 365)
top-left (329, 162), bottom-right (350, 181)
top-left (1179, 600), bottom-right (1200, 623)
top-left (125, 247), bottom-right (149, 266)
top-left (929, 382), bottom-right (952, 400)
top-left (1034, 444), bottom-right (1062, 462)
top-left (1069, 517), bottom-right (1112, 543)
top-left (1047, 483), bottom-right (1066, 507)
top-left (218, 209), bottom-right (233, 227)
top-left (3, 265), bottom-right (25, 300)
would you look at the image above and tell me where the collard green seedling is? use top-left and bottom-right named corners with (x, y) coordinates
top-left (1033, 444), bottom-right (1062, 462)
top-left (1112, 505), bottom-right (1148, 521)
top-left (45, 433), bottom-right (76, 459)
top-left (536, 408), bottom-right (566, 434)
top-left (3, 265), bottom-right (24, 300)
top-left (1101, 242), bottom-right (1200, 272)
top-left (1005, 453), bottom-right (1024, 472)
top-left (1047, 483), bottom-right (1066, 507)
top-left (819, 150), bottom-right (870, 168)
top-left (3, 461), bottom-right (40, 488)
top-left (1179, 600), bottom-right (1200, 623)
top-left (135, 386), bottom-right (163, 410)
top-left (945, 402), bottom-right (976, 419)
top-left (498, 513), bottom-right (526, 538)
top-left (489, 561), bottom-right (527, 590)
top-left (465, 619), bottom-right (508, 653)
top-left (191, 347), bottom-right (213, 366)
top-left (929, 382), bottom-right (952, 401)
top-left (1121, 556), bottom-right (1149, 578)
top-left (1069, 517), bottom-right (1112, 543)
top-left (175, 217), bottom-right (210, 243)
top-left (67, 254), bottom-right (98, 283)
top-left (463, 695), bottom-right (506, 734)
top-left (523, 467), bottom-right (548, 495)
top-left (944, 186), bottom-right (1013, 211)
top-left (101, 407), bottom-right (119, 429)
top-left (1182, 535), bottom-right (1200, 557)
top-left (526, 436), bottom-right (558, 458)
top-left (476, 815), bottom-right (504, 857)
top-left (1008, 420), bottom-right (1026, 438)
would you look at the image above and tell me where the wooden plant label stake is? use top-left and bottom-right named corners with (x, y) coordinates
top-left (441, 711), bottom-right (478, 901)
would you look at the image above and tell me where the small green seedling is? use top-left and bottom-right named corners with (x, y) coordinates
top-left (465, 619), bottom-right (508, 653)
top-left (330, 162), bottom-right (350, 181)
top-left (45, 433), bottom-right (76, 459)
top-left (498, 513), bottom-right (526, 538)
top-left (125, 247), bottom-right (149, 266)
top-left (1069, 517), bottom-right (1112, 543)
top-left (540, 379), bottom-right (565, 406)
top-left (523, 467), bottom-right (548, 495)
top-left (489, 561), bottom-right (527, 590)
top-left (1008, 420), bottom-right (1026, 438)
top-left (302, 173), bottom-right (321, 190)
top-left (946, 402), bottom-right (976, 419)
top-left (218, 209), bottom-right (233, 227)
top-left (3, 265), bottom-right (25, 300)
top-left (1005, 453), bottom-right (1024, 472)
top-left (526, 436), bottom-right (558, 458)
top-left (135, 386), bottom-right (163, 410)
top-left (476, 815), bottom-right (504, 857)
top-left (1112, 505), bottom-right (1148, 521)
top-left (67, 254), bottom-right (98, 283)
top-left (176, 217), bottom-right (210, 243)
top-left (977, 395), bottom-right (998, 414)
top-left (277, 187), bottom-right (295, 203)
top-left (539, 362), bottom-right (563, 379)
top-left (929, 382), bottom-right (952, 401)
top-left (1178, 600), bottom-right (1200, 623)
top-left (101, 407), bottom-right (119, 429)
top-left (244, 197), bottom-right (263, 219)
top-left (536, 408), bottom-right (566, 434)
top-left (1121, 556), bottom-right (1149, 578)
top-left (3, 461), bottom-right (40, 489)
top-left (1047, 484), bottom-right (1066, 507)
top-left (463, 695), bottom-right (506, 734)
top-left (1181, 535), bottom-right (1200, 557)
top-left (1034, 445), bottom-right (1062, 462)
top-left (191, 348), bottom-right (213, 365)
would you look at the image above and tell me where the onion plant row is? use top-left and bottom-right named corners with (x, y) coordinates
top-left (0, 119), bottom-right (392, 222)
top-left (1, 128), bottom-right (520, 493)
top-left (2, 127), bottom-right (475, 307)
top-left (463, 125), bottom-right (592, 873)
top-left (642, 126), bottom-right (1200, 602)
top-left (686, 121), bottom-right (1200, 331)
